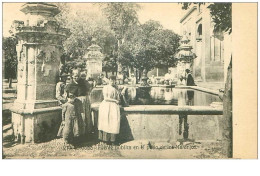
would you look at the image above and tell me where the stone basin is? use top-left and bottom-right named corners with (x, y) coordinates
top-left (91, 86), bottom-right (223, 143)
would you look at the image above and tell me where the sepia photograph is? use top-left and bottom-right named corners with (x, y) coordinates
top-left (1, 1), bottom-right (256, 159)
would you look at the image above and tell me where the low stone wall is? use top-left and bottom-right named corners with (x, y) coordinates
top-left (92, 104), bottom-right (223, 143)
top-left (118, 113), bottom-right (223, 142)
top-left (175, 86), bottom-right (220, 96)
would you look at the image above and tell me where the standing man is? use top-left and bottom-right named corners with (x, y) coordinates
top-left (185, 69), bottom-right (196, 86)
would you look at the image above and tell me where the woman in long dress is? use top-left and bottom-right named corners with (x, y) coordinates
top-left (98, 75), bottom-right (121, 144)
top-left (78, 71), bottom-right (93, 136)
top-left (65, 69), bottom-right (93, 141)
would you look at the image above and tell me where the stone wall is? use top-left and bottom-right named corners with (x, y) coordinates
top-left (118, 113), bottom-right (223, 142)
top-left (92, 104), bottom-right (223, 143)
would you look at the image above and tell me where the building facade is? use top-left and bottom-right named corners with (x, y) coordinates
top-left (180, 4), bottom-right (232, 82)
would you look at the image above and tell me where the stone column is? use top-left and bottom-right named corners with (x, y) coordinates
top-left (83, 39), bottom-right (104, 79)
top-left (201, 7), bottom-right (211, 82)
top-left (10, 3), bottom-right (70, 143)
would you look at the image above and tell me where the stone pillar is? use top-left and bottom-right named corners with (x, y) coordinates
top-left (83, 39), bottom-right (104, 79)
top-left (201, 7), bottom-right (211, 82)
top-left (10, 3), bottom-right (70, 143)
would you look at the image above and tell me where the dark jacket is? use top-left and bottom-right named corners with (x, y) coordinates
top-left (186, 73), bottom-right (196, 86)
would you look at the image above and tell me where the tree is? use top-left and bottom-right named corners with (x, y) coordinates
top-left (182, 3), bottom-right (232, 158)
top-left (102, 55), bottom-right (117, 77)
top-left (149, 28), bottom-right (180, 68)
top-left (99, 3), bottom-right (140, 41)
top-left (119, 20), bottom-right (180, 80)
top-left (3, 37), bottom-right (18, 88)
top-left (208, 3), bottom-right (232, 34)
top-left (53, 3), bottom-right (117, 73)
top-left (99, 3), bottom-right (141, 73)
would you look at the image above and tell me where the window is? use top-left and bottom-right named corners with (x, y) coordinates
top-left (198, 24), bottom-right (202, 36)
top-left (196, 24), bottom-right (202, 41)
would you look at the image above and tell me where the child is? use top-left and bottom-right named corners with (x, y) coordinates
top-left (57, 91), bottom-right (84, 147)
top-left (55, 73), bottom-right (68, 105)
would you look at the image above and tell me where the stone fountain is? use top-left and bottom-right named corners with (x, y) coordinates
top-left (174, 35), bottom-right (196, 85)
top-left (83, 38), bottom-right (104, 79)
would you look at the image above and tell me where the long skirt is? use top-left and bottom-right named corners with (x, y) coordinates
top-left (98, 130), bottom-right (116, 142)
top-left (57, 117), bottom-right (80, 144)
top-left (77, 96), bottom-right (93, 135)
top-left (98, 101), bottom-right (120, 134)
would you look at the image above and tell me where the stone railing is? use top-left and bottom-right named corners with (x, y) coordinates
top-left (91, 103), bottom-right (223, 115)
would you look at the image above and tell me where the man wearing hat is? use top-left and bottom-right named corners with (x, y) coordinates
top-left (185, 69), bottom-right (196, 86)
top-left (56, 73), bottom-right (69, 105)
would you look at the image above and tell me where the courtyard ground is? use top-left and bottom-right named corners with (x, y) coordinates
top-left (3, 133), bottom-right (225, 159)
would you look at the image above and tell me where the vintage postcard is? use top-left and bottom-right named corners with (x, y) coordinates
top-left (1, 2), bottom-right (257, 159)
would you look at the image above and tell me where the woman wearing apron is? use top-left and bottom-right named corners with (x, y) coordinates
top-left (98, 75), bottom-right (121, 145)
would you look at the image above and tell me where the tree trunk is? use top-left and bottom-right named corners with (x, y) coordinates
top-left (135, 69), bottom-right (138, 84)
top-left (128, 66), bottom-right (131, 77)
top-left (8, 78), bottom-right (12, 88)
top-left (138, 69), bottom-right (143, 83)
top-left (222, 56), bottom-right (232, 158)
top-left (105, 71), bottom-right (108, 78)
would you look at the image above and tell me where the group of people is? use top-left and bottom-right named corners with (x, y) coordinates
top-left (96, 73), bottom-right (136, 86)
top-left (150, 69), bottom-right (196, 86)
top-left (56, 70), bottom-right (124, 148)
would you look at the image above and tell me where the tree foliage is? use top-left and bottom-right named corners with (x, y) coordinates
top-left (99, 3), bottom-right (141, 40)
top-left (54, 3), bottom-right (180, 75)
top-left (98, 2), bottom-right (141, 75)
top-left (102, 55), bottom-right (117, 76)
top-left (208, 3), bottom-right (232, 34)
top-left (3, 37), bottom-right (18, 79)
top-left (53, 3), bottom-right (117, 73)
top-left (119, 20), bottom-right (180, 73)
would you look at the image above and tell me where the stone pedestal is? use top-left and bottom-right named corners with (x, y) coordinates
top-left (84, 40), bottom-right (104, 79)
top-left (10, 3), bottom-right (70, 143)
